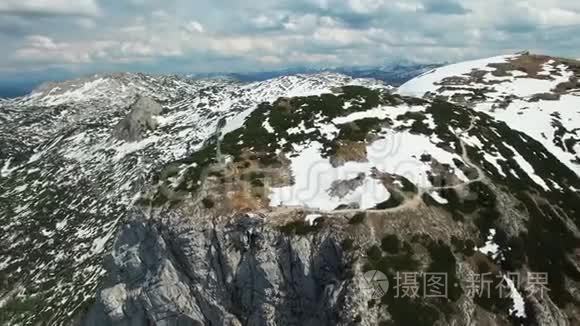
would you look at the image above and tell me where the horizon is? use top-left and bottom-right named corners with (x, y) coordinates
top-left (3, 50), bottom-right (578, 99)
top-left (0, 57), bottom-right (447, 98)
top-left (3, 1), bottom-right (580, 97)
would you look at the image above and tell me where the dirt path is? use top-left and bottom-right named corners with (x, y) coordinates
top-left (421, 116), bottom-right (485, 192)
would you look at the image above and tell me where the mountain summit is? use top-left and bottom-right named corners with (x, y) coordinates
top-left (1, 54), bottom-right (580, 326)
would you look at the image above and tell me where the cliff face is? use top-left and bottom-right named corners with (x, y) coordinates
top-left (82, 182), bottom-right (577, 326)
top-left (83, 212), bottom-right (368, 326)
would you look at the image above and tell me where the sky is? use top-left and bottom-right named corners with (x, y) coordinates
top-left (1, 0), bottom-right (580, 79)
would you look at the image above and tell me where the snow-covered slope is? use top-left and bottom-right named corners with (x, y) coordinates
top-left (2, 59), bottom-right (580, 326)
top-left (399, 53), bottom-right (580, 181)
top-left (0, 72), bottom-right (389, 325)
top-left (101, 67), bottom-right (580, 325)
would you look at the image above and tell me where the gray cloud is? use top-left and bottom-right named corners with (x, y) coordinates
top-left (0, 0), bottom-right (100, 17)
top-left (424, 0), bottom-right (470, 15)
top-left (0, 0), bottom-right (579, 76)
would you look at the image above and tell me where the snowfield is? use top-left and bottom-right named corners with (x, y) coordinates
top-left (268, 103), bottom-right (469, 211)
top-left (398, 53), bottom-right (580, 181)
top-left (398, 54), bottom-right (517, 97)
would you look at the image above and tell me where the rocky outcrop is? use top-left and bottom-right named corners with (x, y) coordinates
top-left (83, 211), bottom-right (372, 326)
top-left (113, 96), bottom-right (162, 142)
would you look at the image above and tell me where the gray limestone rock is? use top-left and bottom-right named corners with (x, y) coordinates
top-left (113, 96), bottom-right (162, 142)
top-left (82, 211), bottom-right (371, 326)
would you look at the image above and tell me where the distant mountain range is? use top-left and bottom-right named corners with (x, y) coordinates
top-left (188, 62), bottom-right (441, 86)
top-left (0, 63), bottom-right (440, 99)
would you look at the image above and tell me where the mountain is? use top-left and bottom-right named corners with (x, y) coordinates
top-left (0, 63), bottom-right (437, 100)
top-left (399, 53), bottom-right (580, 179)
top-left (189, 63), bottom-right (441, 86)
top-left (1, 54), bottom-right (580, 326)
top-left (0, 72), bottom-right (388, 325)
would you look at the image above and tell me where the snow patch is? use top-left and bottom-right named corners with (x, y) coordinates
top-left (505, 144), bottom-right (550, 190)
top-left (269, 142), bottom-right (391, 210)
top-left (262, 118), bottom-right (275, 133)
top-left (505, 276), bottom-right (526, 318)
top-left (1, 158), bottom-right (19, 177)
top-left (477, 229), bottom-right (500, 259)
top-left (305, 214), bottom-right (322, 226)
top-left (429, 191), bottom-right (448, 204)
top-left (269, 127), bottom-right (466, 210)
top-left (113, 136), bottom-right (160, 162)
top-left (398, 54), bottom-right (516, 97)
top-left (333, 107), bottom-right (392, 124)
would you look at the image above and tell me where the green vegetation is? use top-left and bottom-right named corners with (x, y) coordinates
top-left (342, 238), bottom-right (355, 251)
top-left (202, 197), bottom-right (215, 209)
top-left (279, 219), bottom-right (323, 236)
top-left (349, 212), bottom-right (366, 225)
top-left (426, 240), bottom-right (463, 301)
top-left (450, 236), bottom-right (475, 257)
top-left (396, 111), bottom-right (433, 136)
top-left (398, 177), bottom-right (419, 194)
top-left (516, 191), bottom-right (580, 307)
top-left (149, 86), bottom-right (422, 207)
top-left (0, 296), bottom-right (44, 325)
top-left (381, 234), bottom-right (401, 254)
top-left (472, 271), bottom-right (513, 314)
top-left (374, 194), bottom-right (403, 210)
top-left (363, 237), bottom-right (420, 275)
top-left (363, 235), bottom-right (467, 326)
top-left (380, 298), bottom-right (440, 326)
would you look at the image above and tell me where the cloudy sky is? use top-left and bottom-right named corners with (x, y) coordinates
top-left (2, 0), bottom-right (580, 77)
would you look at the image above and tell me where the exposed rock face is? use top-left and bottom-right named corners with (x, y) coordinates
top-left (83, 212), bottom-right (368, 326)
top-left (113, 96), bottom-right (162, 142)
top-left (328, 173), bottom-right (366, 199)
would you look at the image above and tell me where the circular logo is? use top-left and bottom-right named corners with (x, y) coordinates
top-left (363, 270), bottom-right (390, 299)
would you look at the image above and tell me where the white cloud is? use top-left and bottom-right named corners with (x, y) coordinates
top-left (151, 10), bottom-right (170, 20)
top-left (250, 15), bottom-right (282, 29)
top-left (2, 0), bottom-right (580, 74)
top-left (287, 51), bottom-right (340, 64)
top-left (14, 35), bottom-right (98, 64)
top-left (208, 36), bottom-right (281, 55)
top-left (0, 0), bottom-right (100, 17)
top-left (257, 55), bottom-right (282, 64)
top-left (184, 21), bottom-right (204, 34)
top-left (347, 0), bottom-right (387, 14)
top-left (283, 14), bottom-right (319, 31)
top-left (313, 27), bottom-right (370, 46)
top-left (535, 7), bottom-right (580, 26)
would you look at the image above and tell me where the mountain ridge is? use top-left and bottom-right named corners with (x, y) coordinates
top-left (1, 53), bottom-right (580, 325)
top-left (0, 62), bottom-right (439, 99)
